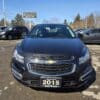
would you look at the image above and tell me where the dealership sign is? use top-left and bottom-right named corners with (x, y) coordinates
top-left (23, 12), bottom-right (37, 18)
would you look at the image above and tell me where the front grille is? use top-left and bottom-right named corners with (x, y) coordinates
top-left (28, 63), bottom-right (74, 75)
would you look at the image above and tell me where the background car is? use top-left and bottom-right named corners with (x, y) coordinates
top-left (74, 28), bottom-right (88, 36)
top-left (74, 28), bottom-right (86, 34)
top-left (0, 26), bottom-right (7, 34)
top-left (0, 26), bottom-right (29, 40)
top-left (77, 28), bottom-right (100, 44)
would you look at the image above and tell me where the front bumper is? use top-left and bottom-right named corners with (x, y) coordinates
top-left (11, 60), bottom-right (96, 89)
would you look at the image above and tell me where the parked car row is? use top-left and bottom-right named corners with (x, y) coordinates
top-left (75, 28), bottom-right (100, 44)
top-left (0, 26), bottom-right (29, 40)
top-left (0, 25), bottom-right (100, 44)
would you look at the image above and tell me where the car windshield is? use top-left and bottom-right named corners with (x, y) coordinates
top-left (83, 29), bottom-right (92, 33)
top-left (29, 25), bottom-right (76, 38)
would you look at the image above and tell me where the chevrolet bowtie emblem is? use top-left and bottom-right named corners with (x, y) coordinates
top-left (47, 60), bottom-right (56, 64)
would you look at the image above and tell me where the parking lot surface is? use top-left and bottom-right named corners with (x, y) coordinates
top-left (0, 40), bottom-right (100, 100)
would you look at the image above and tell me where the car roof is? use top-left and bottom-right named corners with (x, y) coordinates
top-left (0, 26), bottom-right (7, 28)
top-left (13, 26), bottom-right (27, 28)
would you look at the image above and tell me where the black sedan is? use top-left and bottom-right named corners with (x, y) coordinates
top-left (0, 26), bottom-right (29, 40)
top-left (11, 24), bottom-right (96, 90)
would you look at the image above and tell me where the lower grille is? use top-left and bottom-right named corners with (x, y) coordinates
top-left (28, 63), bottom-right (75, 75)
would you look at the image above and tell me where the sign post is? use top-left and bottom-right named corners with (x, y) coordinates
top-left (22, 12), bottom-right (37, 29)
top-left (22, 12), bottom-right (37, 18)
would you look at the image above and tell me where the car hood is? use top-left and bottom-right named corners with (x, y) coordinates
top-left (21, 38), bottom-right (85, 57)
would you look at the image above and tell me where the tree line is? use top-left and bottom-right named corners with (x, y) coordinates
top-left (0, 13), bottom-right (100, 29)
top-left (70, 13), bottom-right (100, 29)
top-left (70, 13), bottom-right (94, 29)
top-left (0, 14), bottom-right (25, 26)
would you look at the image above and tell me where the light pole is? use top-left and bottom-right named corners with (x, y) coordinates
top-left (85, 17), bottom-right (87, 29)
top-left (2, 0), bottom-right (6, 26)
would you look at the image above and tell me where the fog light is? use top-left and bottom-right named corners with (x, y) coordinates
top-left (79, 69), bottom-right (92, 81)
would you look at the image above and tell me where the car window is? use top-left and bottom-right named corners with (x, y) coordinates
top-left (15, 27), bottom-right (20, 31)
top-left (7, 27), bottom-right (13, 31)
top-left (30, 25), bottom-right (76, 38)
top-left (23, 27), bottom-right (28, 32)
top-left (0, 27), bottom-right (6, 30)
top-left (91, 29), bottom-right (98, 33)
top-left (97, 29), bottom-right (100, 33)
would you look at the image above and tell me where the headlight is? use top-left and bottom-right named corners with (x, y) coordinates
top-left (79, 48), bottom-right (90, 64)
top-left (0, 32), bottom-right (5, 35)
top-left (13, 50), bottom-right (24, 63)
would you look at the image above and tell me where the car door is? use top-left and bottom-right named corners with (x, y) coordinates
top-left (83, 29), bottom-right (96, 43)
top-left (21, 27), bottom-right (29, 38)
top-left (94, 29), bottom-right (100, 43)
top-left (14, 27), bottom-right (21, 38)
top-left (8, 27), bottom-right (16, 37)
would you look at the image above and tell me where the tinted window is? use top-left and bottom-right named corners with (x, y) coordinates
top-left (91, 29), bottom-right (98, 33)
top-left (0, 27), bottom-right (7, 30)
top-left (15, 27), bottom-right (21, 31)
top-left (97, 29), bottom-right (100, 33)
top-left (14, 27), bottom-right (28, 33)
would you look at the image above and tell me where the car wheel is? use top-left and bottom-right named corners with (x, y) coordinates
top-left (7, 35), bottom-right (13, 40)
